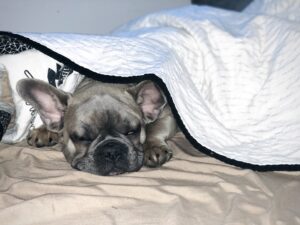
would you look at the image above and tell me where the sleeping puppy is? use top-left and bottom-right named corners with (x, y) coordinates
top-left (17, 77), bottom-right (177, 175)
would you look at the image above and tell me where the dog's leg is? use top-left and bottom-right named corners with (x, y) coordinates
top-left (27, 125), bottom-right (60, 147)
top-left (143, 106), bottom-right (177, 167)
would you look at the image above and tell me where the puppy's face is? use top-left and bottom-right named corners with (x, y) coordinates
top-left (64, 89), bottom-right (146, 175)
top-left (17, 78), bottom-right (166, 175)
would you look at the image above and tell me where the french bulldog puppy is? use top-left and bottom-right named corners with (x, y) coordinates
top-left (17, 77), bottom-right (177, 175)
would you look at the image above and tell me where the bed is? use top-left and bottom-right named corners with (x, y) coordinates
top-left (1, 0), bottom-right (300, 224)
top-left (1, 134), bottom-right (300, 225)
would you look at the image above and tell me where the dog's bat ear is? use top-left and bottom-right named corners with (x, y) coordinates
top-left (128, 80), bottom-right (167, 124)
top-left (17, 79), bottom-right (71, 132)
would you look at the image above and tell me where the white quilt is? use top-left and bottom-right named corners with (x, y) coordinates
top-left (2, 0), bottom-right (300, 168)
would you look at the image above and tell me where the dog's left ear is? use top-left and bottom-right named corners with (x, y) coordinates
top-left (128, 80), bottom-right (167, 124)
top-left (17, 79), bottom-right (71, 132)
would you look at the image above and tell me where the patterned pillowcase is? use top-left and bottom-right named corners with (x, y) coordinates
top-left (0, 110), bottom-right (11, 141)
top-left (0, 36), bottom-right (32, 55)
top-left (0, 35), bottom-right (81, 143)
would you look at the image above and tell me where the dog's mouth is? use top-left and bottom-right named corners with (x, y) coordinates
top-left (73, 143), bottom-right (144, 176)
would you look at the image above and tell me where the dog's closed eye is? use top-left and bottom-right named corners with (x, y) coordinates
top-left (70, 132), bottom-right (93, 144)
top-left (124, 124), bottom-right (141, 136)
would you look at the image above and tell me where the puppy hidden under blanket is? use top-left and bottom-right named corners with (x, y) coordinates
top-left (0, 1), bottom-right (300, 172)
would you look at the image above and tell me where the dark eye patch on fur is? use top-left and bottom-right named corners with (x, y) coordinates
top-left (116, 119), bottom-right (141, 136)
top-left (70, 131), bottom-right (93, 143)
top-left (124, 123), bottom-right (141, 136)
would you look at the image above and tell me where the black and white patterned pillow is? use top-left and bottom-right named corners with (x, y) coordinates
top-left (48, 64), bottom-right (74, 87)
top-left (0, 110), bottom-right (11, 141)
top-left (0, 36), bottom-right (32, 55)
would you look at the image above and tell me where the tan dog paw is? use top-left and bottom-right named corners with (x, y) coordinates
top-left (144, 145), bottom-right (173, 168)
top-left (27, 125), bottom-right (59, 147)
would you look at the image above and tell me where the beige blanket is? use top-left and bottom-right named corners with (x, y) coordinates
top-left (0, 133), bottom-right (300, 225)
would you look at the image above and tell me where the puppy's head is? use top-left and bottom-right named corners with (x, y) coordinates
top-left (17, 78), bottom-right (166, 175)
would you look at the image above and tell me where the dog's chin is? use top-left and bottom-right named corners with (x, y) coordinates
top-left (73, 149), bottom-right (144, 176)
top-left (74, 161), bottom-right (143, 176)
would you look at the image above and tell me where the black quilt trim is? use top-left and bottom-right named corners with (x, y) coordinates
top-left (1, 31), bottom-right (299, 172)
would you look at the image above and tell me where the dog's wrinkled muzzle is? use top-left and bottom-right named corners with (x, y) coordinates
top-left (94, 140), bottom-right (129, 175)
top-left (74, 138), bottom-right (144, 176)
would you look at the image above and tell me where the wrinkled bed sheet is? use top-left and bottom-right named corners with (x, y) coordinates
top-left (0, 132), bottom-right (299, 225)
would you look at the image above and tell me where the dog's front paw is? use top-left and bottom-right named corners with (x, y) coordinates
top-left (144, 145), bottom-right (173, 168)
top-left (27, 126), bottom-right (59, 148)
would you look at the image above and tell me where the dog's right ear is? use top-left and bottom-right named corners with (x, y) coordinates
top-left (127, 80), bottom-right (167, 124)
top-left (17, 79), bottom-right (71, 132)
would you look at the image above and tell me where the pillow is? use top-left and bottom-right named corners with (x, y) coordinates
top-left (0, 49), bottom-right (83, 143)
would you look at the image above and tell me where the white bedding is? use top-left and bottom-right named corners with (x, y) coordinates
top-left (1, 0), bottom-right (300, 168)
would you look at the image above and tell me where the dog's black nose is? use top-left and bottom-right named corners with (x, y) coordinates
top-left (93, 140), bottom-right (130, 175)
top-left (94, 141), bottom-right (128, 163)
top-left (103, 147), bottom-right (122, 161)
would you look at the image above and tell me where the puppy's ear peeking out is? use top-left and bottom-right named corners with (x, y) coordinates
top-left (128, 80), bottom-right (167, 124)
top-left (16, 79), bottom-right (71, 132)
